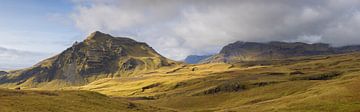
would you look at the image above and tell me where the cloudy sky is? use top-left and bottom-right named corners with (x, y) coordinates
top-left (1, 0), bottom-right (360, 70)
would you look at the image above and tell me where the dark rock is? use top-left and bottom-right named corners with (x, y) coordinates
top-left (15, 87), bottom-right (21, 90)
top-left (290, 71), bottom-right (305, 75)
top-left (197, 81), bottom-right (245, 95)
top-left (290, 71), bottom-right (342, 80)
top-left (127, 102), bottom-right (137, 109)
top-left (191, 67), bottom-right (198, 71)
top-left (141, 83), bottom-right (161, 92)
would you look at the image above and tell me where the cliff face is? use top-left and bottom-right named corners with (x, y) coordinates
top-left (0, 31), bottom-right (177, 87)
top-left (203, 41), bottom-right (360, 63)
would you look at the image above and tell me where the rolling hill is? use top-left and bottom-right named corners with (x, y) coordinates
top-left (77, 52), bottom-right (360, 111)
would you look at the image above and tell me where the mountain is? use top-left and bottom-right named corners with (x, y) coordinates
top-left (2, 34), bottom-right (360, 111)
top-left (202, 41), bottom-right (360, 63)
top-left (0, 31), bottom-right (178, 88)
top-left (184, 55), bottom-right (212, 64)
top-left (335, 45), bottom-right (360, 53)
top-left (0, 71), bottom-right (7, 76)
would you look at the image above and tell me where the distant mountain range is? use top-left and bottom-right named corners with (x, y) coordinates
top-left (201, 41), bottom-right (360, 63)
top-left (184, 55), bottom-right (212, 64)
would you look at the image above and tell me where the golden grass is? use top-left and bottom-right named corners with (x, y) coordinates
top-left (0, 88), bottom-right (170, 112)
top-left (3, 52), bottom-right (360, 111)
top-left (76, 52), bottom-right (360, 111)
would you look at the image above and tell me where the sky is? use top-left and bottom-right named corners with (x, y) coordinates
top-left (0, 0), bottom-right (82, 70)
top-left (1, 0), bottom-right (360, 70)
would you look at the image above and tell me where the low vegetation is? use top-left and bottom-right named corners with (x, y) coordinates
top-left (0, 89), bottom-right (169, 112)
top-left (2, 52), bottom-right (360, 111)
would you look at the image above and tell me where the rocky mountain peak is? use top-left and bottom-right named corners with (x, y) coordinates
top-left (0, 31), bottom-right (177, 87)
top-left (85, 31), bottom-right (113, 41)
top-left (84, 31), bottom-right (142, 48)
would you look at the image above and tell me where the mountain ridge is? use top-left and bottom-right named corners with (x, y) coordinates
top-left (202, 41), bottom-right (360, 63)
top-left (184, 55), bottom-right (212, 64)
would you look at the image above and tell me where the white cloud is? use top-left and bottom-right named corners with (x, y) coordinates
top-left (0, 47), bottom-right (49, 70)
top-left (70, 0), bottom-right (360, 60)
top-left (292, 35), bottom-right (323, 44)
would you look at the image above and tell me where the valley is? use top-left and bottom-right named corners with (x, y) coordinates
top-left (2, 52), bottom-right (360, 111)
top-left (79, 52), bottom-right (360, 111)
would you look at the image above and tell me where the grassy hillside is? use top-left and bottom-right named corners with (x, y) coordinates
top-left (76, 52), bottom-right (360, 111)
top-left (2, 52), bottom-right (360, 111)
top-left (0, 89), bottom-right (170, 112)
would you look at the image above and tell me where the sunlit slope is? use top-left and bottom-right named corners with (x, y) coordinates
top-left (0, 31), bottom-right (179, 88)
top-left (79, 52), bottom-right (360, 111)
top-left (78, 63), bottom-right (239, 97)
top-left (0, 89), bottom-right (170, 112)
